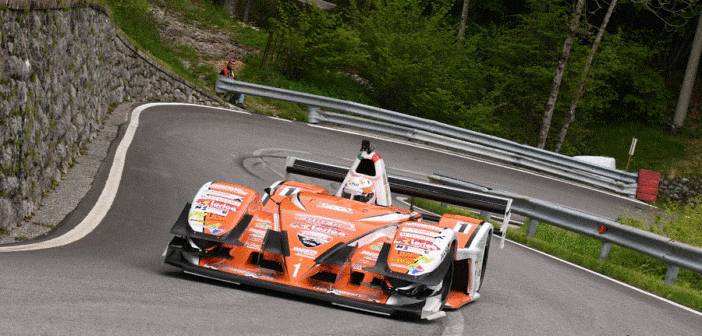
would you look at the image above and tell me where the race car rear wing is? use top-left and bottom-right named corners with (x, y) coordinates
top-left (285, 157), bottom-right (513, 248)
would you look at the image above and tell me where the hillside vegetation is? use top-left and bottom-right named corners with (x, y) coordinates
top-left (100, 0), bottom-right (702, 178)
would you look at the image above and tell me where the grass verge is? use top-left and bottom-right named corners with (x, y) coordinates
top-left (582, 121), bottom-right (695, 175)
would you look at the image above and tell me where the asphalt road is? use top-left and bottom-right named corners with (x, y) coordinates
top-left (1, 103), bottom-right (699, 335)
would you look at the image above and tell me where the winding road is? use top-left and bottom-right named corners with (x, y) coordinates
top-left (1, 103), bottom-right (699, 335)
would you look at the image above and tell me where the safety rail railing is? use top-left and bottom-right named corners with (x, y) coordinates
top-left (216, 76), bottom-right (639, 197)
top-left (428, 174), bottom-right (702, 286)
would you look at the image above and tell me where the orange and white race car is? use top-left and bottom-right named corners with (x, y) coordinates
top-left (164, 140), bottom-right (512, 319)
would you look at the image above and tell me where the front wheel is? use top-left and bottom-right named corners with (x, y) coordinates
top-left (477, 230), bottom-right (492, 292)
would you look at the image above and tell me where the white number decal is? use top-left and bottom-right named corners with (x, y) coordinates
top-left (454, 222), bottom-right (471, 234)
top-left (292, 263), bottom-right (302, 277)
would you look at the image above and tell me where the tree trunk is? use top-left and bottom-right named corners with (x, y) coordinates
top-left (537, 0), bottom-right (586, 149)
top-left (555, 0), bottom-right (618, 153)
top-left (224, 0), bottom-right (241, 18)
top-left (243, 0), bottom-right (252, 23)
top-left (457, 0), bottom-right (470, 43)
top-left (672, 10), bottom-right (702, 131)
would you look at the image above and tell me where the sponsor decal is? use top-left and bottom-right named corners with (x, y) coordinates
top-left (401, 227), bottom-right (440, 237)
top-left (415, 255), bottom-right (434, 264)
top-left (289, 222), bottom-right (349, 237)
top-left (390, 263), bottom-right (409, 269)
top-left (254, 221), bottom-right (271, 230)
top-left (211, 184), bottom-right (248, 196)
top-left (195, 196), bottom-right (242, 208)
top-left (356, 258), bottom-right (375, 265)
top-left (205, 190), bottom-right (245, 202)
top-left (388, 255), bottom-right (414, 265)
top-left (398, 232), bottom-right (436, 241)
top-left (293, 247), bottom-right (318, 259)
top-left (189, 211), bottom-right (206, 223)
top-left (248, 228), bottom-right (267, 238)
top-left (193, 205), bottom-right (228, 217)
top-left (394, 238), bottom-right (440, 251)
top-left (209, 200), bottom-right (241, 213)
top-left (360, 250), bottom-right (379, 259)
top-left (405, 222), bottom-right (443, 232)
top-left (297, 231), bottom-right (333, 248)
top-left (407, 263), bottom-right (425, 275)
top-left (369, 243), bottom-right (383, 251)
top-left (248, 237), bottom-right (263, 243)
top-left (318, 202), bottom-right (353, 214)
top-left (205, 222), bottom-right (225, 235)
top-left (294, 214), bottom-right (356, 231)
top-left (394, 244), bottom-right (426, 255)
top-left (245, 242), bottom-right (261, 249)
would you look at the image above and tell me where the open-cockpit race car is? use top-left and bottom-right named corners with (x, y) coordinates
top-left (164, 140), bottom-right (512, 320)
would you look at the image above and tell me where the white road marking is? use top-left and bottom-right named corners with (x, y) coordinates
top-left (0, 103), bottom-right (185, 252)
top-left (268, 116), bottom-right (293, 122)
top-left (505, 238), bottom-right (702, 317)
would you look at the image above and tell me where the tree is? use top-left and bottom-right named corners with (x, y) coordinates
top-left (537, 0), bottom-right (586, 149)
top-left (554, 0), bottom-right (618, 153)
top-left (672, 11), bottom-right (702, 131)
top-left (458, 0), bottom-right (470, 43)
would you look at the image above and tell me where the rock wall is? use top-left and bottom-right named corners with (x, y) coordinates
top-left (0, 4), bottom-right (220, 231)
top-left (658, 176), bottom-right (702, 203)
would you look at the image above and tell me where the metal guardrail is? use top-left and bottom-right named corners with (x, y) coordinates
top-left (216, 76), bottom-right (639, 197)
top-left (428, 174), bottom-right (702, 286)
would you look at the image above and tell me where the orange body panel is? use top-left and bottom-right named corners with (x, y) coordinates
top-left (169, 180), bottom-right (490, 314)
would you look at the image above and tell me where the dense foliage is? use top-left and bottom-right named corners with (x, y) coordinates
top-left (262, 0), bottom-right (687, 150)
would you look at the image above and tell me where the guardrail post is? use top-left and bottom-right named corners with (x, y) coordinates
top-left (526, 219), bottom-right (538, 238)
top-left (308, 106), bottom-right (320, 124)
top-left (479, 210), bottom-right (490, 220)
top-left (665, 266), bottom-right (679, 286)
top-left (599, 242), bottom-right (612, 261)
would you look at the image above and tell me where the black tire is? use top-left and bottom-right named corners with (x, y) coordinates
top-left (439, 258), bottom-right (455, 305)
top-left (477, 230), bottom-right (492, 292)
top-left (189, 237), bottom-right (219, 251)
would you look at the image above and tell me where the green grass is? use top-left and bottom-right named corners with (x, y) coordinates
top-left (412, 197), bottom-right (702, 312)
top-left (581, 122), bottom-right (689, 173)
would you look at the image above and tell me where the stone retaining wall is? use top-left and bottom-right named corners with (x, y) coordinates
top-left (0, 4), bottom-right (220, 231)
top-left (658, 175), bottom-right (702, 203)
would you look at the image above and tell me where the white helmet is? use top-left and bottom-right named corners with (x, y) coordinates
top-left (341, 176), bottom-right (376, 204)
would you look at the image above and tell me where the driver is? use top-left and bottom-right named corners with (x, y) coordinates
top-left (341, 176), bottom-right (376, 204)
